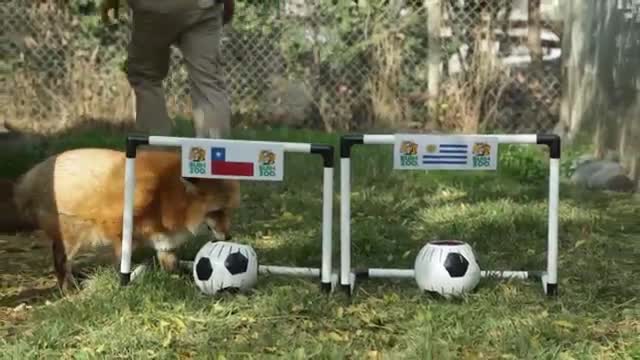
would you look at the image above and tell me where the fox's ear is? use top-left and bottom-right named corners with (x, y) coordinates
top-left (180, 177), bottom-right (199, 194)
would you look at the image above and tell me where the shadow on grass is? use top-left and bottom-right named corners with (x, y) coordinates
top-left (0, 287), bottom-right (60, 308)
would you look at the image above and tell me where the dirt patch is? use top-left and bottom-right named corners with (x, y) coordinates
top-left (0, 230), bottom-right (114, 329)
top-left (0, 232), bottom-right (58, 305)
top-left (0, 231), bottom-right (56, 331)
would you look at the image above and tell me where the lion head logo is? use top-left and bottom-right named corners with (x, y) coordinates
top-left (258, 150), bottom-right (276, 165)
top-left (189, 147), bottom-right (206, 162)
top-left (472, 142), bottom-right (491, 156)
top-left (400, 141), bottom-right (418, 156)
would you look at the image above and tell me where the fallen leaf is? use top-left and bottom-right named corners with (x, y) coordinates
top-left (558, 352), bottom-right (577, 360)
top-left (264, 347), bottom-right (277, 353)
top-left (173, 317), bottom-right (187, 332)
top-left (13, 303), bottom-right (31, 312)
top-left (327, 331), bottom-right (348, 342)
top-left (162, 331), bottom-right (173, 347)
top-left (553, 320), bottom-right (576, 329)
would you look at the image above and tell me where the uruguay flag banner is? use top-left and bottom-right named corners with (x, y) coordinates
top-left (181, 139), bottom-right (284, 181)
top-left (393, 134), bottom-right (498, 171)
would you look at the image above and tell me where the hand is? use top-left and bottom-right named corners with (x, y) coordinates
top-left (100, 0), bottom-right (120, 24)
top-left (222, 0), bottom-right (234, 25)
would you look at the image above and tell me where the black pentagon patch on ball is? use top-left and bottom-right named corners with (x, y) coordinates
top-left (196, 257), bottom-right (213, 280)
top-left (444, 252), bottom-right (469, 278)
top-left (225, 251), bottom-right (249, 275)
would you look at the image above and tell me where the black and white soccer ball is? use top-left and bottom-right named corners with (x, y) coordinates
top-left (414, 240), bottom-right (481, 298)
top-left (193, 241), bottom-right (258, 295)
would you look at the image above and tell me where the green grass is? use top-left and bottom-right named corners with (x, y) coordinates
top-left (0, 122), bottom-right (638, 359)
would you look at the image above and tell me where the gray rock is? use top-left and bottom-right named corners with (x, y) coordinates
top-left (570, 157), bottom-right (636, 193)
top-left (260, 76), bottom-right (313, 128)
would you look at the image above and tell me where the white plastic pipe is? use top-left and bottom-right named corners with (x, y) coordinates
top-left (483, 134), bottom-right (537, 144)
top-left (547, 158), bottom-right (560, 285)
top-left (259, 265), bottom-right (320, 277)
top-left (148, 135), bottom-right (312, 154)
top-left (321, 167), bottom-right (334, 285)
top-left (340, 158), bottom-right (351, 287)
top-left (179, 260), bottom-right (194, 270)
top-left (367, 268), bottom-right (415, 278)
top-left (362, 134), bottom-right (538, 145)
top-left (363, 135), bottom-right (395, 144)
top-left (283, 143), bottom-right (312, 153)
top-left (366, 269), bottom-right (531, 280)
top-left (180, 262), bottom-right (322, 278)
top-left (130, 264), bottom-right (148, 282)
top-left (120, 158), bottom-right (136, 277)
top-left (481, 270), bottom-right (529, 279)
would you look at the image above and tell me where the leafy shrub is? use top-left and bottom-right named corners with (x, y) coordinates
top-left (499, 144), bottom-right (548, 182)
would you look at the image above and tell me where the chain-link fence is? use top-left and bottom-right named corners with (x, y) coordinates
top-left (2, 0), bottom-right (563, 135)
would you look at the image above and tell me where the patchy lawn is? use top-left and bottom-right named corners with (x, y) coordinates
top-left (0, 123), bottom-right (638, 359)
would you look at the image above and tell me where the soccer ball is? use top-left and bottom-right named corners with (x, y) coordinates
top-left (414, 240), bottom-right (481, 298)
top-left (193, 241), bottom-right (258, 295)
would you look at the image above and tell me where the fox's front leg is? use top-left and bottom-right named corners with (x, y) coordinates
top-left (156, 250), bottom-right (178, 272)
top-left (150, 232), bottom-right (189, 273)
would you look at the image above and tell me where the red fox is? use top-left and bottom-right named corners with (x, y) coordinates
top-left (11, 148), bottom-right (241, 291)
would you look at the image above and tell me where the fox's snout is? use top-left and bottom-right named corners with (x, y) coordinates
top-left (204, 210), bottom-right (233, 241)
top-left (205, 222), bottom-right (232, 241)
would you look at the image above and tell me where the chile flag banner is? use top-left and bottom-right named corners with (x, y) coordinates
top-left (210, 147), bottom-right (254, 176)
top-left (182, 139), bottom-right (284, 181)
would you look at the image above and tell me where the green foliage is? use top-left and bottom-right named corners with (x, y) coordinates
top-left (68, 0), bottom-right (101, 14)
top-left (498, 144), bottom-right (548, 182)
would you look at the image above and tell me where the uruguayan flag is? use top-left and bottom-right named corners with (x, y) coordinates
top-left (422, 144), bottom-right (469, 165)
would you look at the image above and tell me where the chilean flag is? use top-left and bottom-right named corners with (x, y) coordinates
top-left (211, 147), bottom-right (254, 176)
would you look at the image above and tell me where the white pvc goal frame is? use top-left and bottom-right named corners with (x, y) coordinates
top-left (119, 135), bottom-right (337, 293)
top-left (339, 133), bottom-right (561, 297)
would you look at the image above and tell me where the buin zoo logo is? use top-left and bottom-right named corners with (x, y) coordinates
top-left (258, 150), bottom-right (277, 177)
top-left (471, 142), bottom-right (491, 168)
top-left (399, 140), bottom-right (419, 167)
top-left (188, 146), bottom-right (206, 175)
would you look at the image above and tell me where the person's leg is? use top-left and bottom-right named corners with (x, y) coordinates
top-left (125, 1), bottom-right (177, 136)
top-left (176, 3), bottom-right (231, 139)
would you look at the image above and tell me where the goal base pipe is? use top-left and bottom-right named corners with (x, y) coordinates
top-left (350, 268), bottom-right (543, 280)
top-left (178, 261), bottom-right (338, 292)
top-left (346, 268), bottom-right (549, 296)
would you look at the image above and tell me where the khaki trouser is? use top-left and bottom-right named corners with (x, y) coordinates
top-left (126, 0), bottom-right (230, 138)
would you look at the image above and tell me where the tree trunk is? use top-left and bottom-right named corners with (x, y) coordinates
top-left (558, 0), bottom-right (598, 142)
top-left (559, 0), bottom-right (640, 188)
top-left (426, 0), bottom-right (441, 125)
